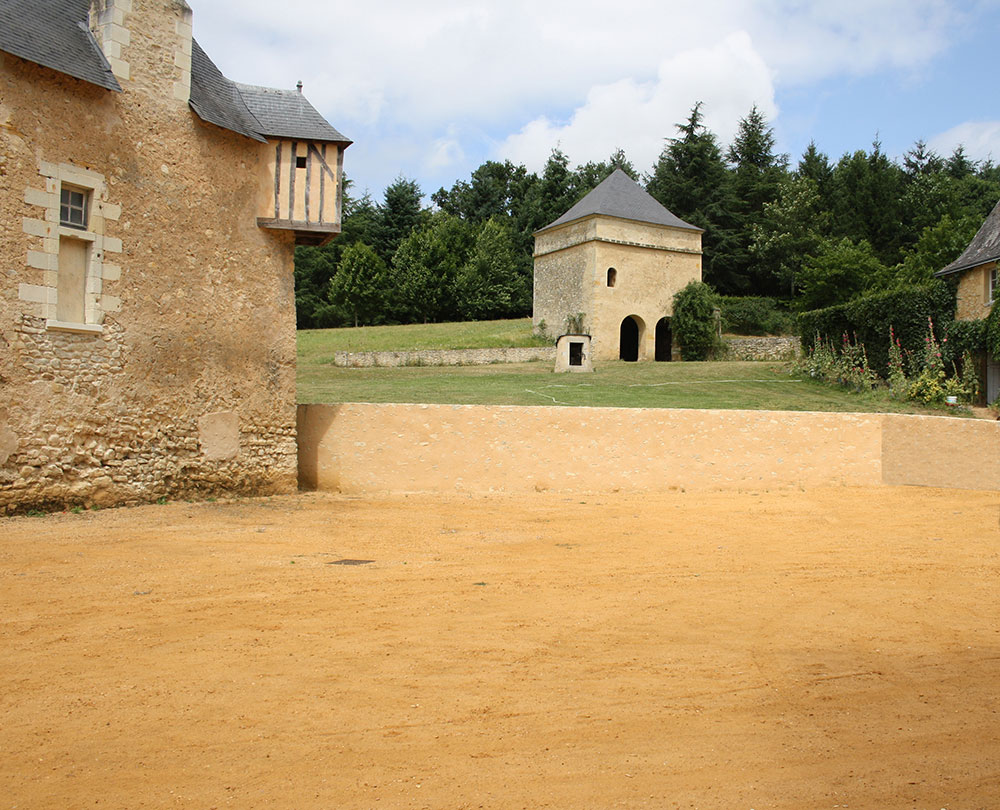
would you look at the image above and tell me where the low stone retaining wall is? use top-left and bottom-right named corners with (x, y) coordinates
top-left (332, 347), bottom-right (555, 367)
top-left (723, 336), bottom-right (800, 361)
top-left (297, 403), bottom-right (1000, 494)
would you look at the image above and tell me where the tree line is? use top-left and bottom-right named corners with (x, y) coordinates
top-left (294, 102), bottom-right (1000, 329)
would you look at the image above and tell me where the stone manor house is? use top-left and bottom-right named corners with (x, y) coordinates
top-left (533, 169), bottom-right (703, 363)
top-left (0, 0), bottom-right (350, 511)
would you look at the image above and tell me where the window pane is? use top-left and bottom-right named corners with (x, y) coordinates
top-left (60, 187), bottom-right (88, 229)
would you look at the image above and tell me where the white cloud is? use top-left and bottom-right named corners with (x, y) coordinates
top-left (185, 0), bottom-right (974, 191)
top-left (930, 122), bottom-right (1000, 163)
top-left (498, 33), bottom-right (776, 173)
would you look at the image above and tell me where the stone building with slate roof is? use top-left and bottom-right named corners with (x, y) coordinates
top-left (935, 200), bottom-right (1000, 402)
top-left (0, 0), bottom-right (350, 511)
top-left (533, 169), bottom-right (703, 363)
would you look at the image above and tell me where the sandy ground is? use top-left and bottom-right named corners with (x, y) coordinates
top-left (2, 487), bottom-right (999, 810)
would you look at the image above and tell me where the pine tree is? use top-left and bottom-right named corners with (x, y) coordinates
top-left (723, 105), bottom-right (789, 295)
top-left (373, 176), bottom-right (427, 264)
top-left (646, 103), bottom-right (737, 292)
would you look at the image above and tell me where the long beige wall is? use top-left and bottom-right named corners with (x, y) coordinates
top-left (297, 404), bottom-right (1000, 494)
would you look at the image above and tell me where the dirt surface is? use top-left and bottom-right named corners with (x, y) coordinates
top-left (2, 487), bottom-right (999, 809)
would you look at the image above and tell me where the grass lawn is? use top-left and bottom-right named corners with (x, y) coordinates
top-left (297, 356), bottom-right (958, 415)
top-left (297, 318), bottom-right (547, 359)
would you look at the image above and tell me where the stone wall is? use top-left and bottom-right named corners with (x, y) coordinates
top-left (0, 1), bottom-right (299, 512)
top-left (331, 347), bottom-right (555, 367)
top-left (722, 336), bottom-right (800, 361)
top-left (298, 403), bottom-right (1000, 495)
top-left (955, 262), bottom-right (995, 321)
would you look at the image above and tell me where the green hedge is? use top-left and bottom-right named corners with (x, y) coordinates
top-left (718, 296), bottom-right (794, 335)
top-left (798, 281), bottom-right (957, 374)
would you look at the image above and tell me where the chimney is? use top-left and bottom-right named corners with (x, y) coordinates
top-left (89, 0), bottom-right (131, 82)
top-left (172, 1), bottom-right (194, 103)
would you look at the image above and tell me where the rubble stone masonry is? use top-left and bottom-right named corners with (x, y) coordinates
top-left (0, 1), bottom-right (298, 511)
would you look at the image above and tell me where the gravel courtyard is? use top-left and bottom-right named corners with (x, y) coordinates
top-left (2, 487), bottom-right (998, 809)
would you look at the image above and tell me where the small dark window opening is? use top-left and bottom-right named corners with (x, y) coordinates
top-left (569, 341), bottom-right (583, 366)
top-left (60, 187), bottom-right (88, 230)
top-left (296, 155), bottom-right (307, 169)
top-left (607, 267), bottom-right (617, 287)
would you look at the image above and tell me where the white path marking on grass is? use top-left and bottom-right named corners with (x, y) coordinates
top-left (626, 379), bottom-right (804, 388)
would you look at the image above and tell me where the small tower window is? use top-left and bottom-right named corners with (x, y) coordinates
top-left (607, 267), bottom-right (617, 287)
top-left (60, 186), bottom-right (89, 230)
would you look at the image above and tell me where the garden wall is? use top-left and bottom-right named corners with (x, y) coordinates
top-left (297, 404), bottom-right (1000, 494)
top-left (722, 336), bottom-right (800, 361)
top-left (332, 347), bottom-right (555, 367)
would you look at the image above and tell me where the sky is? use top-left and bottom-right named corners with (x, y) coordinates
top-left (190, 0), bottom-right (1000, 203)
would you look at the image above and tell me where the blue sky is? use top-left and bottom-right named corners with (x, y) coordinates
top-left (191, 0), bottom-right (1000, 203)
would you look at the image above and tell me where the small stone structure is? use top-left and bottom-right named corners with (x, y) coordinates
top-left (533, 170), bottom-right (703, 363)
top-left (0, 0), bottom-right (349, 511)
top-left (554, 334), bottom-right (593, 373)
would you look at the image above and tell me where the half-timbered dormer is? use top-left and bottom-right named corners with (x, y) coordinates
top-left (188, 43), bottom-right (351, 246)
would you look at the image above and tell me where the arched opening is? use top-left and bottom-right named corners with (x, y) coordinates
top-left (607, 267), bottom-right (617, 287)
top-left (655, 317), bottom-right (672, 361)
top-left (619, 316), bottom-right (641, 361)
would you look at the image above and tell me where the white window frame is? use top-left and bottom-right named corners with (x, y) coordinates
top-left (989, 265), bottom-right (997, 305)
top-left (59, 185), bottom-right (90, 230)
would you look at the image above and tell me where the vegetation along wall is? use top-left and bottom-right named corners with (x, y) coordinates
top-left (298, 404), bottom-right (1000, 494)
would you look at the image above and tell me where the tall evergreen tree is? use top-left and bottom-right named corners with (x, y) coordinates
top-left (373, 176), bottom-right (427, 264)
top-left (646, 102), bottom-right (736, 292)
top-left (902, 140), bottom-right (944, 177)
top-left (723, 105), bottom-right (789, 295)
top-left (828, 141), bottom-right (905, 265)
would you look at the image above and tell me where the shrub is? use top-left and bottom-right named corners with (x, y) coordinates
top-left (718, 296), bottom-right (794, 335)
top-left (672, 281), bottom-right (721, 361)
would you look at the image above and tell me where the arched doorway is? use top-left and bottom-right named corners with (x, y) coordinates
top-left (655, 317), bottom-right (672, 361)
top-left (619, 316), bottom-right (641, 361)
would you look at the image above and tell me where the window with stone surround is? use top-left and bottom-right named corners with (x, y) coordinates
top-left (18, 162), bottom-right (122, 334)
top-left (990, 266), bottom-right (997, 304)
top-left (59, 186), bottom-right (89, 230)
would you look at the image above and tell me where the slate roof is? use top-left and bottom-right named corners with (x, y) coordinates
top-left (235, 83), bottom-right (350, 144)
top-left (537, 169), bottom-right (701, 234)
top-left (0, 0), bottom-right (348, 146)
top-left (188, 41), bottom-right (350, 145)
top-left (935, 199), bottom-right (1000, 277)
top-left (188, 40), bottom-right (265, 142)
top-left (0, 0), bottom-right (121, 91)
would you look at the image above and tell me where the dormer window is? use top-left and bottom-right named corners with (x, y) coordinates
top-left (60, 186), bottom-right (89, 229)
